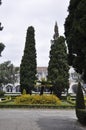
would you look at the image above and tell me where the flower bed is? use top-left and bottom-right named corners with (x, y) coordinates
top-left (15, 94), bottom-right (61, 105)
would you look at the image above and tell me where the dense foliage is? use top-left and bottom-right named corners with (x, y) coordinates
top-left (0, 90), bottom-right (5, 97)
top-left (76, 82), bottom-right (85, 110)
top-left (37, 78), bottom-right (48, 95)
top-left (20, 26), bottom-right (37, 94)
top-left (64, 0), bottom-right (86, 82)
top-left (0, 43), bottom-right (5, 56)
top-left (0, 61), bottom-right (19, 85)
top-left (48, 23), bottom-right (69, 98)
top-left (76, 82), bottom-right (86, 124)
top-left (0, 1), bottom-right (5, 56)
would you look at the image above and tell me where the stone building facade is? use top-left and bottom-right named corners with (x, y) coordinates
top-left (0, 67), bottom-right (48, 93)
top-left (0, 66), bottom-right (81, 94)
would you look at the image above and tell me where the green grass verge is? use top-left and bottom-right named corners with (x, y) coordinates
top-left (0, 103), bottom-right (75, 109)
top-left (0, 98), bottom-right (75, 109)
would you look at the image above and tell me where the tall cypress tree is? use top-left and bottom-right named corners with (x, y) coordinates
top-left (48, 22), bottom-right (69, 98)
top-left (64, 0), bottom-right (86, 82)
top-left (20, 26), bottom-right (37, 94)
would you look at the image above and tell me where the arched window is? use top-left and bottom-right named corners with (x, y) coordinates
top-left (0, 86), bottom-right (3, 91)
top-left (6, 85), bottom-right (13, 92)
top-left (72, 84), bottom-right (78, 94)
top-left (15, 85), bottom-right (20, 92)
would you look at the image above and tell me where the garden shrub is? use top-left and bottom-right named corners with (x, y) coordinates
top-left (0, 91), bottom-right (5, 97)
top-left (76, 109), bottom-right (86, 124)
top-left (67, 95), bottom-right (76, 105)
top-left (23, 89), bottom-right (26, 95)
top-left (15, 94), bottom-right (61, 105)
top-left (76, 82), bottom-right (86, 125)
top-left (76, 82), bottom-right (85, 109)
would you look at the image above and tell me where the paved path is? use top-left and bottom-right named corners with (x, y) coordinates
top-left (0, 109), bottom-right (86, 130)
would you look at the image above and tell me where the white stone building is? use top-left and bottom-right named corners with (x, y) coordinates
top-left (68, 67), bottom-right (78, 93)
top-left (37, 67), bottom-right (48, 80)
top-left (0, 66), bottom-right (82, 94)
top-left (0, 67), bottom-right (48, 93)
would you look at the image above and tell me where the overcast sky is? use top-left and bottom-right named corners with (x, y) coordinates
top-left (0, 0), bottom-right (70, 67)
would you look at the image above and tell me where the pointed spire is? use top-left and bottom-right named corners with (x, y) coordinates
top-left (53, 21), bottom-right (59, 40)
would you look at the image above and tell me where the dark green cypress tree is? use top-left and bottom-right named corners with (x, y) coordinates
top-left (64, 0), bottom-right (86, 82)
top-left (76, 82), bottom-right (85, 110)
top-left (76, 82), bottom-right (85, 124)
top-left (20, 26), bottom-right (37, 94)
top-left (48, 22), bottom-right (69, 98)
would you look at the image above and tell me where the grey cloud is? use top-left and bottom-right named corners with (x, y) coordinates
top-left (0, 0), bottom-right (70, 66)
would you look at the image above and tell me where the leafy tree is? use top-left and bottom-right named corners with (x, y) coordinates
top-left (37, 78), bottom-right (47, 95)
top-left (0, 22), bottom-right (3, 31)
top-left (0, 1), bottom-right (3, 31)
top-left (0, 43), bottom-right (5, 56)
top-left (0, 61), bottom-right (18, 85)
top-left (48, 22), bottom-right (69, 98)
top-left (64, 0), bottom-right (86, 82)
top-left (0, 1), bottom-right (5, 56)
top-left (20, 26), bottom-right (37, 94)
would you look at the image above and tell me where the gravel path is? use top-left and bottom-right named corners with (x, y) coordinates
top-left (0, 109), bottom-right (85, 130)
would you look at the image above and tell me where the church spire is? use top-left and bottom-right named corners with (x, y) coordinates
top-left (53, 21), bottom-right (59, 40)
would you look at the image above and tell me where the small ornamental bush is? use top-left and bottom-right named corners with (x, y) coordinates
top-left (22, 89), bottom-right (26, 95)
top-left (76, 82), bottom-right (85, 110)
top-left (76, 82), bottom-right (86, 125)
top-left (76, 109), bottom-right (86, 124)
top-left (0, 91), bottom-right (5, 97)
top-left (15, 94), bottom-right (61, 105)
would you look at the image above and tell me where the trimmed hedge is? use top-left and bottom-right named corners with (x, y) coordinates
top-left (67, 96), bottom-right (76, 105)
top-left (0, 91), bottom-right (5, 97)
top-left (75, 82), bottom-right (86, 125)
top-left (76, 82), bottom-right (85, 109)
top-left (76, 109), bottom-right (86, 124)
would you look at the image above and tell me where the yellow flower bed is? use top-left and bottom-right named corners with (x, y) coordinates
top-left (15, 94), bottom-right (61, 105)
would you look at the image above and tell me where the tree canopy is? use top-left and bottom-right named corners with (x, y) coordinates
top-left (64, 0), bottom-right (86, 82)
top-left (0, 61), bottom-right (19, 85)
top-left (20, 26), bottom-right (37, 94)
top-left (48, 23), bottom-right (69, 98)
top-left (0, 43), bottom-right (5, 56)
top-left (0, 1), bottom-right (5, 56)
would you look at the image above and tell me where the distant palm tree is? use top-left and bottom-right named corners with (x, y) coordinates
top-left (37, 78), bottom-right (47, 95)
top-left (37, 78), bottom-right (53, 95)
